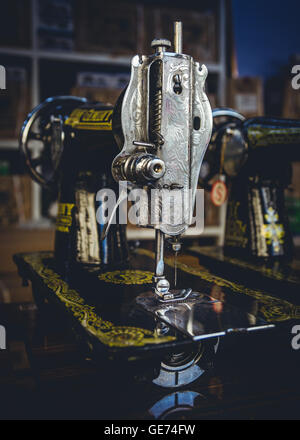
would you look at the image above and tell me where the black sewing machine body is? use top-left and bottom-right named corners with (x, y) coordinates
top-left (16, 100), bottom-right (300, 389)
top-left (20, 97), bottom-right (128, 276)
top-left (16, 246), bottom-right (296, 389)
top-left (15, 100), bottom-right (282, 387)
top-left (8, 247), bottom-right (300, 417)
top-left (193, 114), bottom-right (300, 293)
top-left (225, 117), bottom-right (300, 261)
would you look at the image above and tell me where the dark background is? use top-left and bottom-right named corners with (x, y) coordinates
top-left (233, 0), bottom-right (300, 78)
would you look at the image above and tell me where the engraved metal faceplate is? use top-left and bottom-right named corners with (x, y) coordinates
top-left (113, 51), bottom-right (212, 236)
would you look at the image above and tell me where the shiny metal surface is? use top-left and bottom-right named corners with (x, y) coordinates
top-left (112, 25), bottom-right (212, 236)
top-left (153, 354), bottom-right (205, 389)
top-left (109, 22), bottom-right (212, 299)
top-left (174, 21), bottom-right (183, 54)
top-left (212, 108), bottom-right (246, 122)
top-left (136, 290), bottom-right (272, 339)
top-left (148, 391), bottom-right (203, 419)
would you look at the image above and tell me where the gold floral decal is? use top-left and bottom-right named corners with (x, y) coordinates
top-left (98, 270), bottom-right (153, 285)
top-left (22, 253), bottom-right (175, 348)
top-left (135, 249), bottom-right (300, 323)
top-left (261, 207), bottom-right (285, 253)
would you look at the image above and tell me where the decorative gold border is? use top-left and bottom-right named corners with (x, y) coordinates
top-left (135, 249), bottom-right (300, 323)
top-left (23, 253), bottom-right (175, 348)
top-left (191, 246), bottom-right (300, 284)
top-left (98, 270), bottom-right (153, 285)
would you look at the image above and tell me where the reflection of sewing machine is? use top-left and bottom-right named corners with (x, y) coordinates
top-left (193, 109), bottom-right (300, 293)
top-left (14, 24), bottom-right (277, 391)
top-left (20, 96), bottom-right (128, 274)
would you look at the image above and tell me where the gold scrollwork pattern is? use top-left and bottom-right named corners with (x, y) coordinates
top-left (194, 246), bottom-right (300, 284)
top-left (135, 249), bottom-right (300, 323)
top-left (22, 253), bottom-right (175, 348)
top-left (98, 270), bottom-right (153, 285)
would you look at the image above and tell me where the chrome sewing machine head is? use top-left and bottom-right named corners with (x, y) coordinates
top-left (105, 22), bottom-right (212, 301)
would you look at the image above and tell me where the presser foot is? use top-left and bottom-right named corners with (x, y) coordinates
top-left (153, 275), bottom-right (192, 303)
top-left (155, 288), bottom-right (193, 303)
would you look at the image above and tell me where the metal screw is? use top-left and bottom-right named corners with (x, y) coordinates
top-left (151, 39), bottom-right (172, 53)
top-left (155, 278), bottom-right (170, 295)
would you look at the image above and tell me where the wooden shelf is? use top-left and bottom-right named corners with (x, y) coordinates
top-left (0, 140), bottom-right (44, 150)
top-left (0, 225), bottom-right (54, 273)
top-left (0, 0), bottom-right (227, 244)
top-left (0, 47), bottom-right (223, 72)
top-left (0, 140), bottom-right (19, 150)
top-left (0, 47), bottom-right (132, 67)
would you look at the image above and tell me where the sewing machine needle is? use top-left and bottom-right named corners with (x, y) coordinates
top-left (174, 251), bottom-right (178, 288)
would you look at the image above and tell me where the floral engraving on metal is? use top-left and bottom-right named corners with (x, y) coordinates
top-left (135, 249), bottom-right (300, 323)
top-left (113, 52), bottom-right (212, 236)
top-left (22, 253), bottom-right (175, 348)
top-left (98, 270), bottom-right (153, 285)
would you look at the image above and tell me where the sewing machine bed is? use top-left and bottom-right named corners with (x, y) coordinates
top-left (189, 246), bottom-right (300, 301)
top-left (13, 248), bottom-right (300, 364)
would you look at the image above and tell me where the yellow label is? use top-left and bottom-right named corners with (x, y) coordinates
top-left (64, 108), bottom-right (113, 131)
top-left (248, 126), bottom-right (300, 148)
top-left (56, 203), bottom-right (74, 233)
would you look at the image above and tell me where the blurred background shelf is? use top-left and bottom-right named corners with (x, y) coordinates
top-left (0, 47), bottom-right (133, 66)
top-left (0, 0), bottom-right (228, 244)
top-left (0, 140), bottom-right (19, 150)
top-left (0, 47), bottom-right (225, 72)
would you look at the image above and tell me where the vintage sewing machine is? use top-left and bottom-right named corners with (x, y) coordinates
top-left (19, 96), bottom-right (128, 274)
top-left (103, 20), bottom-right (213, 303)
top-left (192, 109), bottom-right (300, 296)
top-left (14, 23), bottom-right (289, 391)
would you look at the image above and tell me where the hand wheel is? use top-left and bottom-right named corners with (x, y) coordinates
top-left (200, 108), bottom-right (246, 185)
top-left (20, 96), bottom-right (87, 188)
